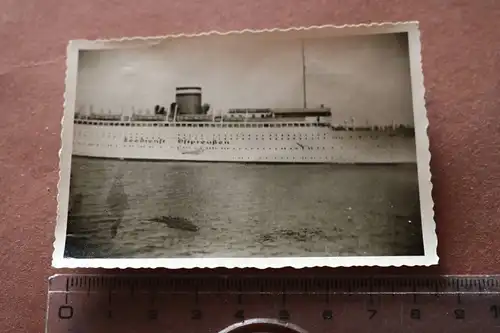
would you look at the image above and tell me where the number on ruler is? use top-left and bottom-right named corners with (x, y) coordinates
top-left (322, 310), bottom-right (333, 320)
top-left (454, 309), bottom-right (465, 320)
top-left (234, 309), bottom-right (245, 320)
top-left (491, 305), bottom-right (499, 318)
top-left (278, 309), bottom-right (290, 321)
top-left (148, 309), bottom-right (158, 320)
top-left (191, 309), bottom-right (202, 320)
top-left (410, 309), bottom-right (421, 320)
top-left (58, 305), bottom-right (74, 320)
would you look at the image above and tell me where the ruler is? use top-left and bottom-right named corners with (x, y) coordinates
top-left (46, 274), bottom-right (500, 332)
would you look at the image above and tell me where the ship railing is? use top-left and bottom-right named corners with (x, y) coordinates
top-left (328, 124), bottom-right (416, 132)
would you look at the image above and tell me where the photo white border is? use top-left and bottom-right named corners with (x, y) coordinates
top-left (53, 21), bottom-right (438, 269)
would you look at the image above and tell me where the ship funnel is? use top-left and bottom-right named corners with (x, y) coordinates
top-left (175, 87), bottom-right (202, 115)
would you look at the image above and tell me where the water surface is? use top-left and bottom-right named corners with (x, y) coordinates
top-left (65, 157), bottom-right (424, 258)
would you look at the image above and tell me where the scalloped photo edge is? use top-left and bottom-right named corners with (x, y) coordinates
top-left (52, 21), bottom-right (438, 269)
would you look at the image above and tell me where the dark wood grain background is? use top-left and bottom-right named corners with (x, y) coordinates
top-left (1, 0), bottom-right (499, 331)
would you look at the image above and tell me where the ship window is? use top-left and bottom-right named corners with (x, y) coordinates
top-left (264, 124), bottom-right (269, 128)
top-left (125, 123), bottom-right (130, 126)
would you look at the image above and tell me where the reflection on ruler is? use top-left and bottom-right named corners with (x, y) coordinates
top-left (46, 274), bottom-right (500, 333)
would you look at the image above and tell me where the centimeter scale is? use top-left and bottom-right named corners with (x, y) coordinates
top-left (46, 274), bottom-right (500, 332)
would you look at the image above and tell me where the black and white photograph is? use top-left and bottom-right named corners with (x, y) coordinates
top-left (53, 22), bottom-right (437, 268)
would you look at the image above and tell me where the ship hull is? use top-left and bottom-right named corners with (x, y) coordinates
top-left (71, 122), bottom-right (417, 164)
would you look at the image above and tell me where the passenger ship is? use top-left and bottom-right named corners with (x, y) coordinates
top-left (73, 38), bottom-right (416, 165)
top-left (72, 84), bottom-right (416, 164)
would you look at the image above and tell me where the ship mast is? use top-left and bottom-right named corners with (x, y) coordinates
top-left (301, 39), bottom-right (307, 109)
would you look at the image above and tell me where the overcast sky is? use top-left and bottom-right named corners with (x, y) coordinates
top-left (76, 32), bottom-right (414, 126)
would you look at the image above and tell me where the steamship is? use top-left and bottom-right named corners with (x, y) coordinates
top-left (72, 41), bottom-right (416, 164)
top-left (72, 84), bottom-right (416, 164)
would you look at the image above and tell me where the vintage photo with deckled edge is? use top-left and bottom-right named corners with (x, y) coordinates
top-left (53, 21), bottom-right (438, 269)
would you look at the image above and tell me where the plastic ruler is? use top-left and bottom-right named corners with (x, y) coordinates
top-left (46, 274), bottom-right (500, 332)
